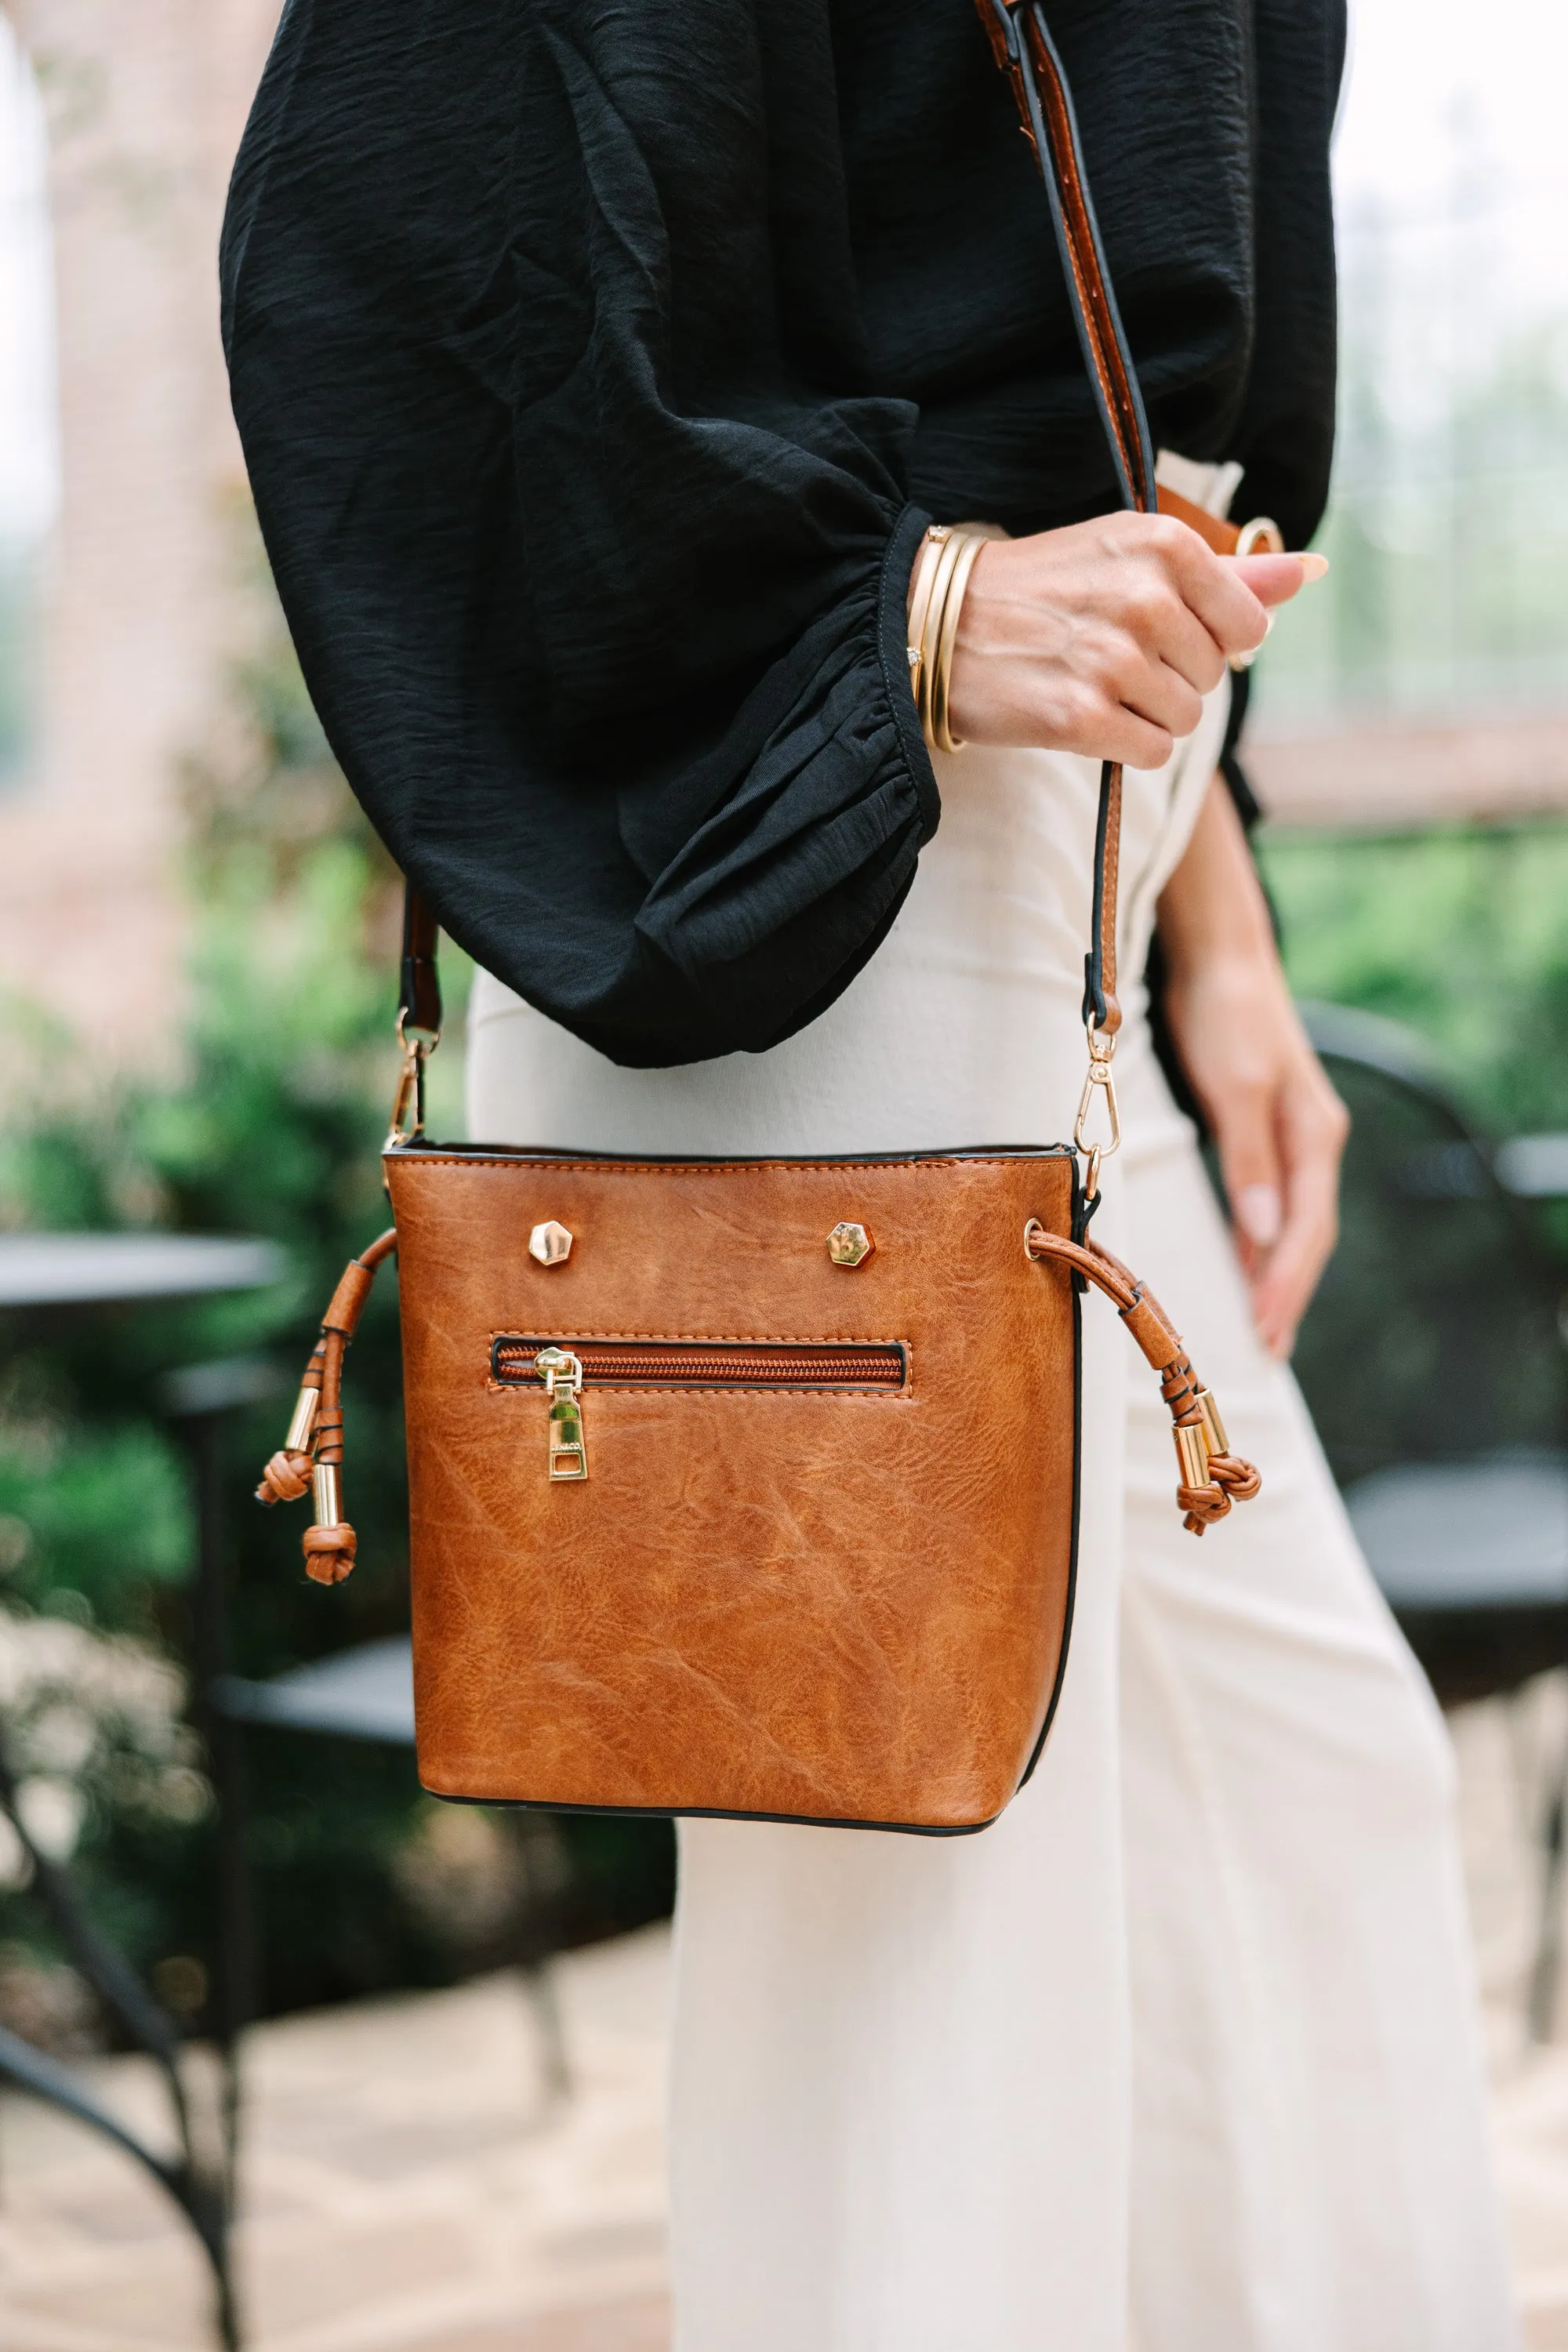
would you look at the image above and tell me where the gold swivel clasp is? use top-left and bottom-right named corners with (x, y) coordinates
top-left (386, 1006), bottom-right (442, 1153)
top-left (1074, 1019), bottom-right (1121, 1201)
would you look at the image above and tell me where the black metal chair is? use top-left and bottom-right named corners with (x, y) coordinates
top-left (0, 1232), bottom-right (289, 2352)
top-left (1295, 1003), bottom-right (1568, 2035)
top-left (213, 1639), bottom-right (572, 2098)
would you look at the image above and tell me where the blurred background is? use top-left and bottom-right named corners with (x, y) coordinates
top-left (2, 0), bottom-right (1568, 2347)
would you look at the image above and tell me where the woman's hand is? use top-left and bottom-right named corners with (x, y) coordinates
top-left (941, 512), bottom-right (1321, 767)
top-left (1156, 778), bottom-right (1348, 1360)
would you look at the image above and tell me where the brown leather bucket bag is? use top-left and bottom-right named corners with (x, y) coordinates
top-left (256, 2), bottom-right (1261, 1835)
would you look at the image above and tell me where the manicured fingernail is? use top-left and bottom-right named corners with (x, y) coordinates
top-left (1296, 553), bottom-right (1330, 583)
top-left (1236, 1184), bottom-right (1282, 1245)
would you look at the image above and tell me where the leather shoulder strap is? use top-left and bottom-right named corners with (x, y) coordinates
top-left (975, 0), bottom-right (1161, 1038)
top-left (399, 883), bottom-right (442, 1044)
top-left (975, 1), bottom-right (1156, 519)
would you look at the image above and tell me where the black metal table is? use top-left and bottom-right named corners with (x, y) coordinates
top-left (0, 1232), bottom-right (285, 2351)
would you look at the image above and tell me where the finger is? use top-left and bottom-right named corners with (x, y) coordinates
top-left (1251, 1201), bottom-right (1333, 1357)
top-left (1116, 654), bottom-right (1204, 745)
top-left (1250, 1129), bottom-right (1339, 1357)
top-left (1080, 702), bottom-right (1177, 771)
top-left (1155, 525), bottom-right (1272, 660)
top-left (1225, 552), bottom-right (1328, 609)
top-left (1250, 1056), bottom-right (1349, 1356)
top-left (1147, 592), bottom-right (1228, 698)
top-left (1210, 1078), bottom-right (1283, 1290)
top-left (1104, 553), bottom-right (1229, 695)
top-left (1028, 681), bottom-right (1174, 770)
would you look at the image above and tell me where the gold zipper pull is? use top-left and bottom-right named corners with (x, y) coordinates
top-left (535, 1346), bottom-right (588, 1481)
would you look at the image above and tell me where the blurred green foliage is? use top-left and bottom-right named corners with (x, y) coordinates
top-left (0, 571), bottom-right (672, 2030)
top-left (1260, 820), bottom-right (1568, 1136)
top-left (1261, 818), bottom-right (1568, 1490)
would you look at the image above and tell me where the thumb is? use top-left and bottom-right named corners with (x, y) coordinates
top-left (1226, 551), bottom-right (1330, 609)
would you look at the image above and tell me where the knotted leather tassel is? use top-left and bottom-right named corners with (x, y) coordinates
top-left (1025, 1220), bottom-right (1261, 1536)
top-left (256, 1229), bottom-right (397, 1581)
top-left (1159, 1348), bottom-right (1263, 1534)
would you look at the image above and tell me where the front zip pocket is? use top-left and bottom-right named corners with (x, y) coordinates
top-left (492, 1338), bottom-right (910, 1483)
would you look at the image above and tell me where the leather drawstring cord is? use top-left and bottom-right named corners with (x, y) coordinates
top-left (263, 1214), bottom-right (1261, 1573)
top-left (256, 1229), bottom-right (398, 1582)
top-left (1025, 1220), bottom-right (1261, 1536)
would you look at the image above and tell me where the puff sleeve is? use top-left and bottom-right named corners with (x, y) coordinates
top-left (222, 0), bottom-right (938, 1066)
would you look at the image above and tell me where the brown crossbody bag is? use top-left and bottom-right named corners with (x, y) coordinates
top-left (255, 2), bottom-right (1263, 1835)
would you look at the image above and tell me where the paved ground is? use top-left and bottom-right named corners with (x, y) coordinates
top-left (0, 1927), bottom-right (671, 2352)
top-left (8, 1682), bottom-right (1568, 2349)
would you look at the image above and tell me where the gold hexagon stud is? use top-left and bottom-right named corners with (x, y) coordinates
top-left (528, 1220), bottom-right (574, 1268)
top-left (826, 1221), bottom-right (874, 1269)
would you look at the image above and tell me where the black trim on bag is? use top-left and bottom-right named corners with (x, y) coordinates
top-left (426, 1789), bottom-right (1009, 1838)
top-left (1015, 1226), bottom-right (1083, 1791)
top-left (387, 1140), bottom-right (1079, 1167)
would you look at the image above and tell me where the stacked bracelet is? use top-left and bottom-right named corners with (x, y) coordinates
top-left (905, 521), bottom-right (1004, 755)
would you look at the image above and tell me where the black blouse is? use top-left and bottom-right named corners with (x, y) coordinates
top-left (221, 0), bottom-right (1345, 1068)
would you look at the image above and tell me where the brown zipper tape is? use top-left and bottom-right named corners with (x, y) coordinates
top-left (492, 1338), bottom-right (909, 1391)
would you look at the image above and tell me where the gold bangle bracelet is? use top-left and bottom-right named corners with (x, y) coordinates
top-left (917, 529), bottom-right (966, 747)
top-left (931, 531), bottom-right (989, 755)
top-left (907, 520), bottom-right (1007, 755)
top-left (904, 526), bottom-right (950, 708)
